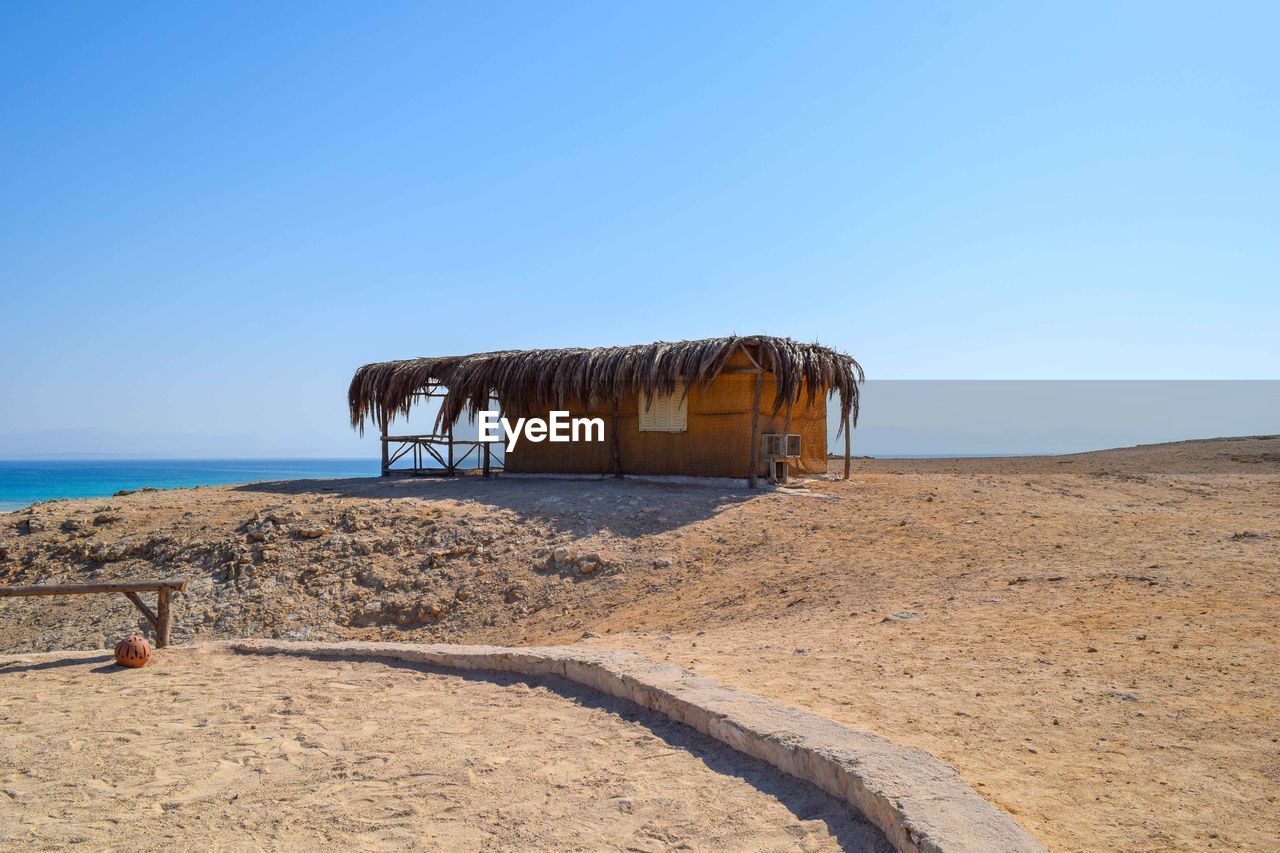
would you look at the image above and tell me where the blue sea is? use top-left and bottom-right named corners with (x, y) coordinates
top-left (0, 459), bottom-right (380, 512)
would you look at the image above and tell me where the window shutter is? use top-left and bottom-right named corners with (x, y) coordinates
top-left (672, 383), bottom-right (687, 431)
top-left (639, 382), bottom-right (687, 432)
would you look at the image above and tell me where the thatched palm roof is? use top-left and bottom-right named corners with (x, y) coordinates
top-left (349, 335), bottom-right (863, 435)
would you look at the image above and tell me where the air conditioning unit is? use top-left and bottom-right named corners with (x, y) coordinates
top-left (761, 434), bottom-right (802, 459)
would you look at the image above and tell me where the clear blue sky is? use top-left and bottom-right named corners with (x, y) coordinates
top-left (1, 2), bottom-right (1276, 456)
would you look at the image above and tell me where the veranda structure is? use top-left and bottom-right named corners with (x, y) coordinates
top-left (348, 335), bottom-right (862, 486)
top-left (377, 380), bottom-right (501, 477)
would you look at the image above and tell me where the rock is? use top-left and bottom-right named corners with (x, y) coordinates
top-left (294, 525), bottom-right (330, 539)
top-left (578, 561), bottom-right (598, 575)
top-left (503, 585), bottom-right (525, 603)
top-left (881, 611), bottom-right (918, 623)
top-left (349, 602), bottom-right (384, 626)
top-left (652, 558), bottom-right (672, 568)
top-left (93, 513), bottom-right (121, 526)
top-left (62, 519), bottom-right (85, 532)
top-left (89, 542), bottom-right (127, 563)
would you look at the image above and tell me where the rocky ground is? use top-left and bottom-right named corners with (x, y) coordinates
top-left (2, 435), bottom-right (1278, 851)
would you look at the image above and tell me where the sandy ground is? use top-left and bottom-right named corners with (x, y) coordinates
top-left (0, 646), bottom-right (888, 852)
top-left (2, 435), bottom-right (1278, 850)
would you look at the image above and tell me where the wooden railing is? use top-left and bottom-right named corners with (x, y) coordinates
top-left (0, 579), bottom-right (188, 647)
top-left (382, 434), bottom-right (502, 477)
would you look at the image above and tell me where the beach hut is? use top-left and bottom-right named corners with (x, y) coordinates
top-left (348, 335), bottom-right (862, 486)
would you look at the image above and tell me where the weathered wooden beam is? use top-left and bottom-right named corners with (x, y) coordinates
top-left (610, 411), bottom-right (623, 479)
top-left (747, 371), bottom-right (763, 488)
top-left (447, 421), bottom-right (455, 475)
top-left (379, 414), bottom-right (390, 477)
top-left (386, 441), bottom-right (414, 467)
top-left (156, 587), bottom-right (172, 648)
top-left (843, 413), bottom-right (852, 481)
top-left (0, 580), bottom-right (188, 597)
top-left (423, 443), bottom-right (447, 468)
top-left (123, 591), bottom-right (159, 633)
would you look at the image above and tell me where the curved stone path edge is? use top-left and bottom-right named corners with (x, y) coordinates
top-left (229, 640), bottom-right (1045, 853)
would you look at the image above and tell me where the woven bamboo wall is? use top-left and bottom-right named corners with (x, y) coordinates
top-left (504, 354), bottom-right (830, 478)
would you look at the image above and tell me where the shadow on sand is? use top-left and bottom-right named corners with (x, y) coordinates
top-left (228, 651), bottom-right (894, 852)
top-left (231, 474), bottom-right (767, 538)
top-left (0, 652), bottom-right (116, 674)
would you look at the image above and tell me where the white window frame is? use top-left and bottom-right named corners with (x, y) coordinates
top-left (639, 382), bottom-right (688, 432)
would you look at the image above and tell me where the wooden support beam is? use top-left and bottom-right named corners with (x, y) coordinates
top-left (2, 580), bottom-right (186, 649)
top-left (0, 580), bottom-right (188, 597)
top-left (379, 414), bottom-right (390, 477)
top-left (447, 421), bottom-right (455, 475)
top-left (156, 587), bottom-right (172, 648)
top-left (843, 413), bottom-right (852, 481)
top-left (610, 410), bottom-right (623, 479)
top-left (747, 371), bottom-right (763, 488)
top-left (123, 591), bottom-right (159, 633)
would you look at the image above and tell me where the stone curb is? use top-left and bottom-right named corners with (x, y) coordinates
top-left (228, 639), bottom-right (1045, 853)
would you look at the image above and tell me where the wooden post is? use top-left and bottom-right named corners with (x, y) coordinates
top-left (610, 409), bottom-right (623, 479)
top-left (843, 413), bottom-right (852, 481)
top-left (156, 586), bottom-right (172, 648)
top-left (839, 409), bottom-right (849, 479)
top-left (447, 420), bottom-right (455, 475)
top-left (747, 370), bottom-right (763, 488)
top-left (483, 441), bottom-right (491, 477)
top-left (379, 414), bottom-right (390, 477)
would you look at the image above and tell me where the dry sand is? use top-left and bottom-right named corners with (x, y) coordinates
top-left (0, 646), bottom-right (888, 851)
top-left (2, 435), bottom-right (1278, 850)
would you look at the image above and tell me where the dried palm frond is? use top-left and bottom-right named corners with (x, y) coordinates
top-left (349, 335), bottom-right (863, 436)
